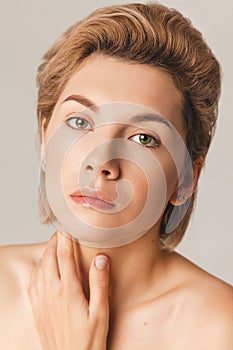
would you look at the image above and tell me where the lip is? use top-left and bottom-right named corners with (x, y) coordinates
top-left (70, 188), bottom-right (116, 211)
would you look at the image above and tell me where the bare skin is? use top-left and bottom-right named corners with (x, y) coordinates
top-left (0, 232), bottom-right (232, 350)
top-left (0, 55), bottom-right (232, 349)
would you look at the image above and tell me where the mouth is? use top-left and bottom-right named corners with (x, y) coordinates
top-left (70, 188), bottom-right (116, 211)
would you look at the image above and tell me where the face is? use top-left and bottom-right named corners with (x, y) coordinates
top-left (42, 54), bottom-right (190, 248)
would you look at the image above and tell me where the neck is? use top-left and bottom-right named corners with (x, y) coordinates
top-left (71, 226), bottom-right (170, 313)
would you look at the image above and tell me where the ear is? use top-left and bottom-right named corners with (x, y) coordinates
top-left (40, 117), bottom-right (47, 160)
top-left (170, 156), bottom-right (204, 206)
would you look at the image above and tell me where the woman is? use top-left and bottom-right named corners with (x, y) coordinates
top-left (0, 2), bottom-right (232, 349)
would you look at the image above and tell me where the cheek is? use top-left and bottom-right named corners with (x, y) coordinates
top-left (156, 148), bottom-right (179, 199)
top-left (125, 163), bottom-right (148, 205)
top-left (61, 143), bottom-right (88, 193)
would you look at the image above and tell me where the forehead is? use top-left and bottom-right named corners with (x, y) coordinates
top-left (52, 54), bottom-right (185, 135)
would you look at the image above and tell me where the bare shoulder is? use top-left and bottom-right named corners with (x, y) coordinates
top-left (172, 253), bottom-right (233, 348)
top-left (0, 240), bottom-right (48, 270)
top-left (0, 241), bottom-right (48, 302)
top-left (0, 242), bottom-right (49, 349)
top-left (175, 252), bottom-right (233, 305)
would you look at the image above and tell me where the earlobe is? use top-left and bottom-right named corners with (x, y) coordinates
top-left (41, 152), bottom-right (46, 172)
top-left (170, 156), bottom-right (204, 206)
top-left (40, 117), bottom-right (47, 159)
top-left (40, 118), bottom-right (47, 171)
top-left (170, 189), bottom-right (189, 206)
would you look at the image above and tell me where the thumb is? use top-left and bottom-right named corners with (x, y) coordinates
top-left (89, 255), bottom-right (110, 318)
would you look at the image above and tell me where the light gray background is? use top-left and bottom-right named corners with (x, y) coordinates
top-left (0, 0), bottom-right (232, 284)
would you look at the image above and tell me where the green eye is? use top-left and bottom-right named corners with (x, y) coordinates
top-left (66, 116), bottom-right (92, 130)
top-left (139, 134), bottom-right (152, 145)
top-left (130, 133), bottom-right (160, 147)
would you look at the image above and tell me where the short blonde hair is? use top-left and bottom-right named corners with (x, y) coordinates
top-left (36, 2), bottom-right (221, 251)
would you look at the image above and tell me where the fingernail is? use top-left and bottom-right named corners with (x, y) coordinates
top-left (95, 255), bottom-right (109, 270)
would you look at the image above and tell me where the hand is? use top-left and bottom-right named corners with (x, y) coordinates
top-left (28, 232), bottom-right (110, 350)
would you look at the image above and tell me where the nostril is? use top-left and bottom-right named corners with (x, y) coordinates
top-left (102, 169), bottom-right (111, 176)
top-left (86, 165), bottom-right (93, 172)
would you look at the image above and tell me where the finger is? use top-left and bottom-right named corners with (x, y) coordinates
top-left (28, 258), bottom-right (43, 301)
top-left (42, 232), bottom-right (60, 283)
top-left (89, 255), bottom-right (110, 318)
top-left (57, 232), bottom-right (82, 290)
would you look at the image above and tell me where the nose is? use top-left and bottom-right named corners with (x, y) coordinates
top-left (86, 159), bottom-right (121, 180)
top-left (82, 136), bottom-right (123, 181)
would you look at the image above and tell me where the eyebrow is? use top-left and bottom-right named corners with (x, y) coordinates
top-left (62, 94), bottom-right (100, 113)
top-left (130, 114), bottom-right (172, 129)
top-left (62, 94), bottom-right (171, 129)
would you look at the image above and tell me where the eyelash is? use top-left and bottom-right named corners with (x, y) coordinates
top-left (65, 115), bottom-right (93, 130)
top-left (129, 133), bottom-right (161, 148)
top-left (65, 116), bottom-right (161, 148)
